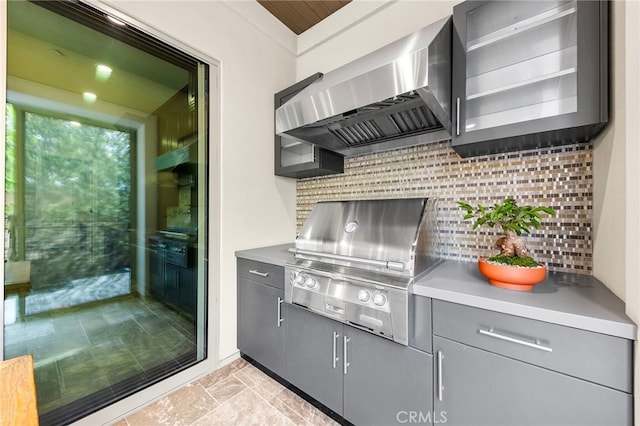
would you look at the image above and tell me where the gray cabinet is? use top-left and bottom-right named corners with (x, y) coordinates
top-left (149, 239), bottom-right (164, 298)
top-left (275, 73), bottom-right (344, 178)
top-left (451, 0), bottom-right (608, 157)
top-left (343, 326), bottom-right (433, 426)
top-left (285, 303), bottom-right (433, 425)
top-left (148, 238), bottom-right (196, 317)
top-left (432, 300), bottom-right (633, 425)
top-left (284, 303), bottom-right (344, 414)
top-left (237, 259), bottom-right (286, 378)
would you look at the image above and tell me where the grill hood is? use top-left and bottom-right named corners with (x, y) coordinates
top-left (276, 17), bottom-right (452, 157)
top-left (291, 198), bottom-right (440, 283)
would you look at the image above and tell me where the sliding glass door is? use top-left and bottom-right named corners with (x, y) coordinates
top-left (4, 1), bottom-right (209, 423)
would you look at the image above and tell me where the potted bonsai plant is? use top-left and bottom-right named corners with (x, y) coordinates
top-left (458, 198), bottom-right (556, 291)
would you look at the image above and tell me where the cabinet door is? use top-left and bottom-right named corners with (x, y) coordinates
top-left (164, 263), bottom-right (180, 302)
top-left (433, 336), bottom-right (632, 426)
top-left (343, 326), bottom-right (433, 426)
top-left (284, 303), bottom-right (343, 415)
top-left (237, 278), bottom-right (285, 377)
top-left (451, 0), bottom-right (607, 156)
top-left (178, 266), bottom-right (195, 316)
top-left (149, 244), bottom-right (164, 298)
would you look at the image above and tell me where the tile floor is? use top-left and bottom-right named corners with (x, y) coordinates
top-left (4, 288), bottom-right (197, 421)
top-left (115, 357), bottom-right (338, 426)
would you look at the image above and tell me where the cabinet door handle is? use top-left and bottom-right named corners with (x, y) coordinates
top-left (479, 328), bottom-right (552, 352)
top-left (343, 336), bottom-right (350, 375)
top-left (249, 269), bottom-right (269, 277)
top-left (437, 350), bottom-right (444, 401)
top-left (277, 297), bottom-right (284, 328)
top-left (456, 97), bottom-right (460, 136)
top-left (332, 331), bottom-right (340, 369)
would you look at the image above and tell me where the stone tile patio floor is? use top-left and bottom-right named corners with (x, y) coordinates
top-left (115, 357), bottom-right (338, 426)
top-left (5, 291), bottom-right (197, 417)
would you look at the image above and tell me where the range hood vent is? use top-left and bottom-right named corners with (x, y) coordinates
top-left (276, 17), bottom-right (452, 157)
top-left (155, 143), bottom-right (196, 173)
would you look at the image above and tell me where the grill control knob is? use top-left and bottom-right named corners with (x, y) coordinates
top-left (373, 293), bottom-right (387, 307)
top-left (358, 290), bottom-right (371, 303)
top-left (304, 277), bottom-right (317, 289)
top-left (294, 274), bottom-right (305, 286)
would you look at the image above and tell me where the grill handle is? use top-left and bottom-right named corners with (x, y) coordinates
top-left (289, 248), bottom-right (405, 272)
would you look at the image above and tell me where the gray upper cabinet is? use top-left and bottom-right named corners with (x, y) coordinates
top-left (451, 0), bottom-right (608, 157)
top-left (274, 73), bottom-right (344, 178)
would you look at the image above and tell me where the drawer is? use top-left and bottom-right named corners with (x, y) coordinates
top-left (432, 300), bottom-right (633, 393)
top-left (237, 258), bottom-right (284, 290)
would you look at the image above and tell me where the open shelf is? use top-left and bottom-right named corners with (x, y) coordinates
top-left (467, 2), bottom-right (577, 52)
top-left (467, 67), bottom-right (576, 101)
top-left (465, 96), bottom-right (577, 132)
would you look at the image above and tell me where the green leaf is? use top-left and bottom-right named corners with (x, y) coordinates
top-left (458, 198), bottom-right (554, 235)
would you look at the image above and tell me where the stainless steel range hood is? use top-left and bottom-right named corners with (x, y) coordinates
top-left (155, 143), bottom-right (197, 173)
top-left (275, 16), bottom-right (452, 157)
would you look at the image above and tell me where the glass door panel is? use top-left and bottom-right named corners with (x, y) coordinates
top-left (4, 1), bottom-right (209, 423)
top-left (280, 138), bottom-right (316, 168)
top-left (464, 1), bottom-right (578, 132)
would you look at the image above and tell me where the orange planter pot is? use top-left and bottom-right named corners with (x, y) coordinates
top-left (477, 258), bottom-right (547, 291)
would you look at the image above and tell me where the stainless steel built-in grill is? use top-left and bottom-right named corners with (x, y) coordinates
top-left (285, 198), bottom-right (440, 345)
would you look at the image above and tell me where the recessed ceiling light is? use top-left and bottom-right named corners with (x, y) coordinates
top-left (95, 64), bottom-right (113, 81)
top-left (106, 15), bottom-right (126, 26)
top-left (83, 92), bottom-right (97, 103)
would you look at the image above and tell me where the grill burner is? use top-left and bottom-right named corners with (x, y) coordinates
top-left (285, 198), bottom-right (440, 345)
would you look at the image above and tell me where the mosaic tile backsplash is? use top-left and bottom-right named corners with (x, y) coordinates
top-left (297, 140), bottom-right (593, 274)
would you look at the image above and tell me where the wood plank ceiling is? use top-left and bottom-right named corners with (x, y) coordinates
top-left (258, 0), bottom-right (352, 35)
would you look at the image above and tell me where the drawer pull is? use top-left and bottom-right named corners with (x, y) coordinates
top-left (479, 328), bottom-right (552, 352)
top-left (249, 269), bottom-right (269, 277)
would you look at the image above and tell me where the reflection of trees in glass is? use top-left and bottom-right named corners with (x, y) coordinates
top-left (18, 111), bottom-right (132, 282)
top-left (5, 105), bottom-right (17, 261)
top-left (24, 112), bottom-right (131, 225)
top-left (5, 105), bottom-right (16, 215)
